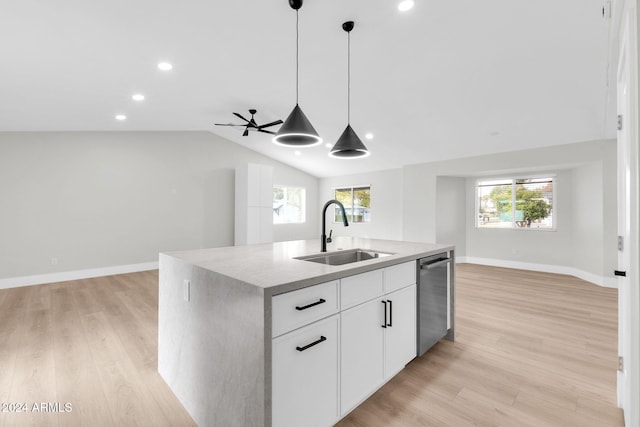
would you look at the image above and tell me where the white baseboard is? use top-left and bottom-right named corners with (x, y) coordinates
top-left (456, 256), bottom-right (618, 289)
top-left (0, 261), bottom-right (159, 290)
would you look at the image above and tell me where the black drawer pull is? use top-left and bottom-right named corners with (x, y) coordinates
top-left (296, 336), bottom-right (327, 352)
top-left (295, 298), bottom-right (326, 311)
top-left (381, 300), bottom-right (387, 328)
top-left (615, 270), bottom-right (627, 277)
top-left (387, 299), bottom-right (392, 327)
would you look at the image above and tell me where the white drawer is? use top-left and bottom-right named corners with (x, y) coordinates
top-left (384, 261), bottom-right (416, 293)
top-left (272, 314), bottom-right (339, 427)
top-left (272, 281), bottom-right (339, 337)
top-left (340, 269), bottom-right (384, 310)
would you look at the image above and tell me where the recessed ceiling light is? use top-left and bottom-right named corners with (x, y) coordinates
top-left (295, 150), bottom-right (302, 156)
top-left (132, 94), bottom-right (145, 101)
top-left (115, 114), bottom-right (127, 121)
top-left (157, 62), bottom-right (173, 71)
top-left (398, 0), bottom-right (414, 11)
top-left (365, 133), bottom-right (374, 140)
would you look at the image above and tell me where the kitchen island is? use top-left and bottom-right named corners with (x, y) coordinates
top-left (158, 237), bottom-right (454, 427)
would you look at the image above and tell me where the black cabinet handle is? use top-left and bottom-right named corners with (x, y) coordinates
top-left (381, 300), bottom-right (387, 328)
top-left (296, 336), bottom-right (326, 352)
top-left (387, 299), bottom-right (393, 327)
top-left (615, 270), bottom-right (627, 277)
top-left (296, 298), bottom-right (326, 311)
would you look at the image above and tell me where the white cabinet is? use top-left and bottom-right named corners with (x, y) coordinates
top-left (272, 315), bottom-right (339, 427)
top-left (272, 261), bottom-right (418, 424)
top-left (341, 269), bottom-right (384, 310)
top-left (235, 163), bottom-right (273, 245)
top-left (340, 298), bottom-right (385, 414)
top-left (272, 280), bottom-right (339, 338)
top-left (384, 261), bottom-right (416, 293)
top-left (340, 263), bottom-right (417, 416)
top-left (384, 284), bottom-right (417, 379)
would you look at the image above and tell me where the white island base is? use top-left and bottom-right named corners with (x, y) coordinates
top-left (158, 237), bottom-right (454, 427)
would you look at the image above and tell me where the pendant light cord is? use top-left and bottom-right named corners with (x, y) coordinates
top-left (296, 10), bottom-right (299, 105)
top-left (347, 31), bottom-right (351, 124)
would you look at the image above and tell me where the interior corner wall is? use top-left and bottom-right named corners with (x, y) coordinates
top-left (318, 169), bottom-right (403, 241)
top-left (0, 131), bottom-right (319, 280)
top-left (402, 139), bottom-right (617, 280)
top-left (571, 162), bottom-right (605, 276)
top-left (435, 177), bottom-right (466, 256)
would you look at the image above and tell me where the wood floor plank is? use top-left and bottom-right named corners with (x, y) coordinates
top-left (336, 263), bottom-right (622, 427)
top-left (50, 286), bottom-right (114, 427)
top-left (4, 305), bottom-right (58, 427)
top-left (0, 264), bottom-right (622, 426)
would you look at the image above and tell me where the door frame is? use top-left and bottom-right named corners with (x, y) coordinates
top-left (616, 2), bottom-right (639, 426)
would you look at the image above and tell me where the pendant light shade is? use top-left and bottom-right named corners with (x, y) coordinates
top-left (329, 21), bottom-right (369, 159)
top-left (273, 104), bottom-right (322, 147)
top-left (273, 0), bottom-right (322, 147)
top-left (329, 125), bottom-right (370, 158)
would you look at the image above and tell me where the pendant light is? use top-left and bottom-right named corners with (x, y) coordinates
top-left (273, 0), bottom-right (322, 147)
top-left (329, 21), bottom-right (370, 159)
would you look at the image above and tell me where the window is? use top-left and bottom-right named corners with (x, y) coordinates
top-left (334, 186), bottom-right (371, 223)
top-left (476, 177), bottom-right (554, 229)
top-left (273, 186), bottom-right (305, 224)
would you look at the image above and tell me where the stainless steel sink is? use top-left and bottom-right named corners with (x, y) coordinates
top-left (295, 249), bottom-right (394, 266)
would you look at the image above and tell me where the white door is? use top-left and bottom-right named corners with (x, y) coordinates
top-left (340, 298), bottom-right (385, 415)
top-left (272, 315), bottom-right (339, 427)
top-left (616, 7), bottom-right (639, 427)
top-left (384, 284), bottom-right (417, 379)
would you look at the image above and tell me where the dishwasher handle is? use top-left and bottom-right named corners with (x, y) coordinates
top-left (420, 258), bottom-right (451, 270)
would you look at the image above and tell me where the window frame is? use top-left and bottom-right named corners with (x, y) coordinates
top-left (273, 185), bottom-right (306, 225)
top-left (332, 185), bottom-right (372, 224)
top-left (475, 175), bottom-right (556, 231)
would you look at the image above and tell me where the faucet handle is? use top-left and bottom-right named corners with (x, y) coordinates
top-left (327, 229), bottom-right (333, 243)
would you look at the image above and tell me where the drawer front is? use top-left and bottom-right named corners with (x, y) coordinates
top-left (340, 269), bottom-right (384, 310)
top-left (384, 261), bottom-right (416, 293)
top-left (272, 281), bottom-right (339, 337)
top-left (272, 315), bottom-right (339, 427)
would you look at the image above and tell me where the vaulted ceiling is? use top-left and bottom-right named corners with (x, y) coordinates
top-left (0, 0), bottom-right (616, 177)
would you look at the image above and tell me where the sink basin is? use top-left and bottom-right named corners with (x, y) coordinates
top-left (295, 249), bottom-right (395, 266)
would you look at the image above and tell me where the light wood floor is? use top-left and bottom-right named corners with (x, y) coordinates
top-left (0, 264), bottom-right (623, 426)
top-left (337, 265), bottom-right (624, 427)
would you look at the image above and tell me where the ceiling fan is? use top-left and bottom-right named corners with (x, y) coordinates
top-left (214, 109), bottom-right (283, 136)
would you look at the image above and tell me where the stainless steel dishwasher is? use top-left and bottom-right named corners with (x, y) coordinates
top-left (417, 253), bottom-right (451, 356)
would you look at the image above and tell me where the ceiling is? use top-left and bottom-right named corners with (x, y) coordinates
top-left (0, 0), bottom-right (616, 178)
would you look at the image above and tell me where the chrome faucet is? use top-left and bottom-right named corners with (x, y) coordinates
top-left (322, 200), bottom-right (349, 252)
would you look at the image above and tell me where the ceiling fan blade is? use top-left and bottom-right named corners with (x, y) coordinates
top-left (258, 120), bottom-right (283, 129)
top-left (243, 128), bottom-right (249, 137)
top-left (214, 123), bottom-right (242, 126)
top-left (257, 129), bottom-right (276, 135)
top-left (233, 112), bottom-right (250, 123)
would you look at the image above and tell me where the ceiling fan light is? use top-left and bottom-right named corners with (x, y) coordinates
top-left (329, 125), bottom-right (370, 159)
top-left (272, 104), bottom-right (322, 147)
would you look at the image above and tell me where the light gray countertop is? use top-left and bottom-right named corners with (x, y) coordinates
top-left (162, 237), bottom-right (454, 295)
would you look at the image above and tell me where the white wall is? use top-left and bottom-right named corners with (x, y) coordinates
top-left (318, 169), bottom-right (403, 241)
top-left (572, 162), bottom-right (605, 276)
top-left (403, 139), bottom-right (617, 283)
top-left (435, 177), bottom-right (466, 255)
top-left (0, 132), bottom-right (318, 280)
top-left (465, 169), bottom-right (574, 268)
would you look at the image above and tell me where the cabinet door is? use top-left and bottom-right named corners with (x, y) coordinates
top-left (340, 298), bottom-right (385, 415)
top-left (272, 315), bottom-right (339, 427)
top-left (384, 284), bottom-right (416, 379)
